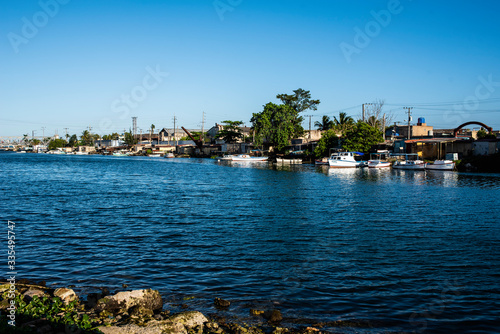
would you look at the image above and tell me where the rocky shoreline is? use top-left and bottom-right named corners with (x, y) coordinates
top-left (0, 280), bottom-right (334, 334)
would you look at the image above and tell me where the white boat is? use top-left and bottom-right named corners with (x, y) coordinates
top-left (276, 158), bottom-right (302, 164)
top-left (113, 151), bottom-right (130, 157)
top-left (148, 153), bottom-right (162, 158)
top-left (164, 152), bottom-right (175, 158)
top-left (315, 158), bottom-right (329, 165)
top-left (368, 160), bottom-right (391, 168)
top-left (367, 152), bottom-right (391, 168)
top-left (392, 154), bottom-right (425, 170)
top-left (220, 154), bottom-right (268, 162)
top-left (425, 160), bottom-right (455, 171)
top-left (328, 152), bottom-right (365, 168)
top-left (47, 150), bottom-right (66, 155)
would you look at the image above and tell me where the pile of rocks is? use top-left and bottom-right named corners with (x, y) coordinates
top-left (0, 281), bottom-right (300, 334)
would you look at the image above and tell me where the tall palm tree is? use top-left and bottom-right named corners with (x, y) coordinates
top-left (333, 112), bottom-right (355, 131)
top-left (150, 124), bottom-right (155, 143)
top-left (314, 115), bottom-right (334, 130)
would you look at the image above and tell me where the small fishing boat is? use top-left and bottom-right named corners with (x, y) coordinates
top-left (367, 152), bottom-right (391, 168)
top-left (328, 152), bottom-right (365, 168)
top-left (148, 153), bottom-right (162, 158)
top-left (315, 158), bottom-right (329, 165)
top-left (392, 154), bottom-right (425, 170)
top-left (112, 151), bottom-right (130, 157)
top-left (220, 154), bottom-right (268, 162)
top-left (276, 158), bottom-right (302, 164)
top-left (164, 152), bottom-right (175, 158)
top-left (425, 160), bottom-right (455, 171)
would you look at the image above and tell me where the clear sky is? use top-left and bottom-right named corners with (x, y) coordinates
top-left (1, 0), bottom-right (500, 138)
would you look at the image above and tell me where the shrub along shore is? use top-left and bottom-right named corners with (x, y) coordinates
top-left (0, 279), bottom-right (341, 334)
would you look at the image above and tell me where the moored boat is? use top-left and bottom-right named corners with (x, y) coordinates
top-left (328, 152), bottom-right (365, 168)
top-left (315, 157), bottom-right (329, 165)
top-left (164, 152), bottom-right (175, 158)
top-left (220, 154), bottom-right (268, 162)
top-left (425, 160), bottom-right (455, 171)
top-left (367, 152), bottom-right (391, 168)
top-left (392, 154), bottom-right (425, 170)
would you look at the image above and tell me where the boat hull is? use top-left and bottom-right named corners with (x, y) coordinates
top-left (425, 160), bottom-right (455, 171)
top-left (367, 160), bottom-right (391, 168)
top-left (328, 160), bottom-right (364, 168)
top-left (220, 154), bottom-right (268, 162)
top-left (393, 161), bottom-right (425, 170)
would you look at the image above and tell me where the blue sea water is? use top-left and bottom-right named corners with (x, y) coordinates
top-left (1, 153), bottom-right (499, 333)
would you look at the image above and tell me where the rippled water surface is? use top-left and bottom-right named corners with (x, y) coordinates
top-left (1, 153), bottom-right (499, 333)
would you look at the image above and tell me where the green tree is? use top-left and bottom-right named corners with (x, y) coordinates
top-left (476, 129), bottom-right (496, 139)
top-left (277, 88), bottom-right (320, 113)
top-left (22, 134), bottom-right (29, 145)
top-left (150, 124), bottom-right (155, 142)
top-left (102, 132), bottom-right (120, 140)
top-left (341, 121), bottom-right (383, 153)
top-left (80, 130), bottom-right (93, 146)
top-left (68, 134), bottom-right (78, 147)
top-left (216, 120), bottom-right (243, 143)
top-left (315, 115), bottom-right (334, 130)
top-left (124, 130), bottom-right (137, 146)
top-left (251, 103), bottom-right (304, 152)
top-left (333, 112), bottom-right (355, 131)
top-left (48, 138), bottom-right (68, 150)
top-left (313, 129), bottom-right (341, 158)
top-left (180, 131), bottom-right (206, 141)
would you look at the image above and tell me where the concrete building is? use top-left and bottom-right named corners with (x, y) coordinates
top-left (387, 118), bottom-right (434, 139)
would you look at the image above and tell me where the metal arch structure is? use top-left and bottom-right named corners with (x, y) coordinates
top-left (453, 121), bottom-right (492, 137)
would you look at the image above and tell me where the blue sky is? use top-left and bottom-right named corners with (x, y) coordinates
top-left (1, 0), bottom-right (500, 138)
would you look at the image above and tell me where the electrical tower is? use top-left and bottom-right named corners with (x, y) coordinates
top-left (132, 117), bottom-right (137, 137)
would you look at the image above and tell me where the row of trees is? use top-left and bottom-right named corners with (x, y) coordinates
top-left (216, 88), bottom-right (384, 156)
top-left (24, 129), bottom-right (138, 150)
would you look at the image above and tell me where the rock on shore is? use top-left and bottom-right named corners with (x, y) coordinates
top-left (0, 280), bottom-right (296, 334)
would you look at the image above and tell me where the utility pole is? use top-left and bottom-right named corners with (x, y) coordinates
top-left (32, 130), bottom-right (36, 140)
top-left (382, 113), bottom-right (386, 141)
top-left (305, 115), bottom-right (313, 142)
top-left (404, 107), bottom-right (413, 140)
top-left (201, 112), bottom-right (206, 144)
top-left (173, 115), bottom-right (177, 146)
top-left (362, 103), bottom-right (373, 122)
top-left (41, 127), bottom-right (46, 143)
top-left (64, 128), bottom-right (69, 140)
